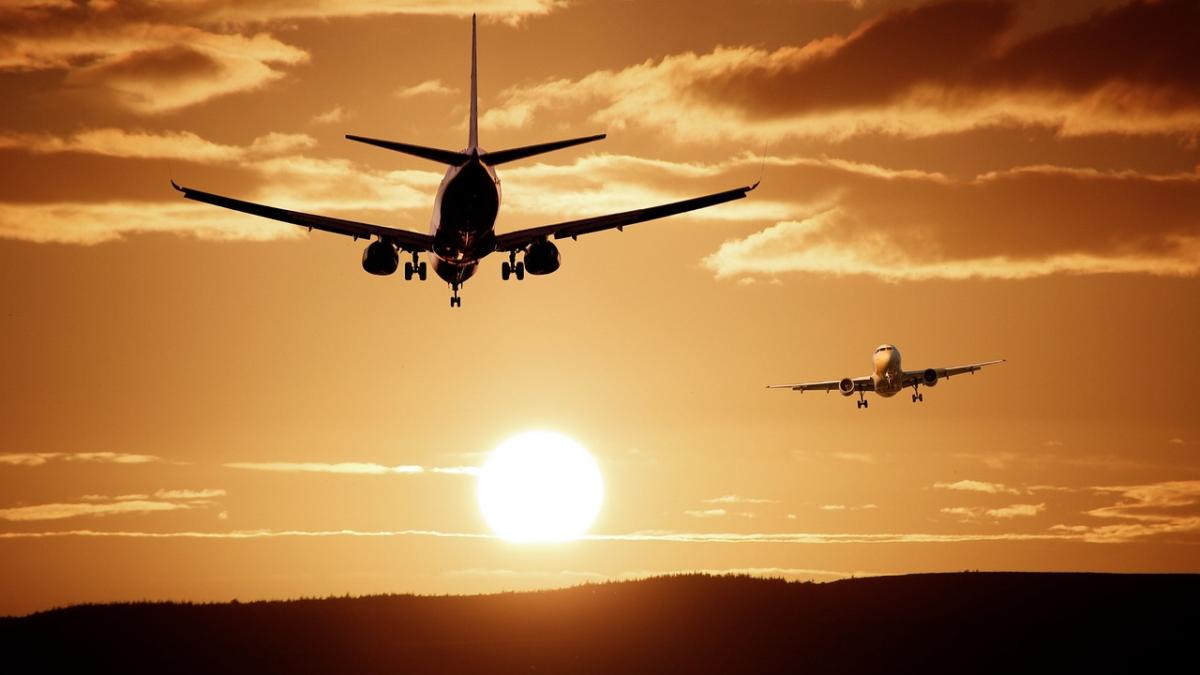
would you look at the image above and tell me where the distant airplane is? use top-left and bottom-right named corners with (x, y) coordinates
top-left (172, 15), bottom-right (757, 307)
top-left (767, 344), bottom-right (1005, 409)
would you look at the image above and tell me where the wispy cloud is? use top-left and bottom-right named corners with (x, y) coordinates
top-left (224, 462), bottom-right (477, 475)
top-left (684, 509), bottom-right (728, 518)
top-left (934, 480), bottom-right (1021, 495)
top-left (830, 452), bottom-right (875, 464)
top-left (394, 79), bottom-right (458, 98)
top-left (941, 503), bottom-right (1046, 522)
top-left (310, 106), bottom-right (346, 125)
top-left (0, 452), bottom-right (168, 467)
top-left (152, 488), bottom-right (226, 501)
top-left (0, 129), bottom-right (315, 163)
top-left (0, 500), bottom-right (190, 522)
top-left (819, 504), bottom-right (878, 511)
top-left (0, 487), bottom-right (226, 522)
top-left (1, 2), bottom-right (558, 114)
top-left (702, 495), bottom-right (779, 505)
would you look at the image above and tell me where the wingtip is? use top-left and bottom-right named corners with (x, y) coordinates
top-left (170, 179), bottom-right (182, 192)
top-left (748, 180), bottom-right (760, 191)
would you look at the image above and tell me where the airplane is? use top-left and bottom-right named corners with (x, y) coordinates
top-left (767, 344), bottom-right (1005, 409)
top-left (171, 15), bottom-right (757, 307)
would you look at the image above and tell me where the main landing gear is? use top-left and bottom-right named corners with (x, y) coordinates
top-left (450, 283), bottom-right (462, 308)
top-left (403, 252), bottom-right (427, 281)
top-left (911, 385), bottom-right (924, 403)
top-left (501, 250), bottom-right (525, 281)
top-left (856, 392), bottom-right (869, 409)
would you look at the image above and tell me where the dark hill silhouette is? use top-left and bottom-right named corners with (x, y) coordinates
top-left (1, 572), bottom-right (1194, 674)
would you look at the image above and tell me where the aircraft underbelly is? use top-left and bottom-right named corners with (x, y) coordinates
top-left (433, 162), bottom-right (499, 266)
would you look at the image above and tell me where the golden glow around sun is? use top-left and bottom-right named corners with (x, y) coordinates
top-left (477, 431), bottom-right (604, 543)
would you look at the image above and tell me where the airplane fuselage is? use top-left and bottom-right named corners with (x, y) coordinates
top-left (871, 343), bottom-right (903, 397)
top-left (429, 154), bottom-right (502, 285)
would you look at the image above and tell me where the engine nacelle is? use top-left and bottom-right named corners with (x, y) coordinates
top-left (524, 239), bottom-right (561, 275)
top-left (361, 240), bottom-right (398, 276)
top-left (922, 368), bottom-right (938, 387)
top-left (838, 377), bottom-right (856, 396)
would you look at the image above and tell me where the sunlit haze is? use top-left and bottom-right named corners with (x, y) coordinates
top-left (0, 0), bottom-right (1198, 616)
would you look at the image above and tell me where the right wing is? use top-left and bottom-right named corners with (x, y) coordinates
top-left (766, 376), bottom-right (874, 393)
top-left (493, 182), bottom-right (758, 252)
top-left (172, 181), bottom-right (434, 252)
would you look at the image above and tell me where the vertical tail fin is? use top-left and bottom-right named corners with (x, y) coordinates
top-left (468, 14), bottom-right (479, 152)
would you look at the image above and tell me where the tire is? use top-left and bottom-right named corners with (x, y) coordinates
top-left (404, 262), bottom-right (413, 281)
top-left (418, 262), bottom-right (427, 281)
top-left (502, 261), bottom-right (511, 280)
top-left (515, 262), bottom-right (525, 281)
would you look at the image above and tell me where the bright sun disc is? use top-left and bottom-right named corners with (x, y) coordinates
top-left (477, 431), bottom-right (603, 543)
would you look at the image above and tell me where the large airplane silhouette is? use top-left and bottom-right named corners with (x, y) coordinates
top-left (173, 15), bottom-right (757, 306)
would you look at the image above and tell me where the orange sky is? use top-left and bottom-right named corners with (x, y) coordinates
top-left (1, 0), bottom-right (1198, 616)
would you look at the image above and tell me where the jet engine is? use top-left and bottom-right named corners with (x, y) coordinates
top-left (922, 368), bottom-right (938, 387)
top-left (361, 240), bottom-right (398, 276)
top-left (524, 239), bottom-right (561, 275)
top-left (838, 377), bottom-right (856, 396)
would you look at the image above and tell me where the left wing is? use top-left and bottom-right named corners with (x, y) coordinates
top-left (493, 182), bottom-right (758, 252)
top-left (766, 376), bottom-right (874, 393)
top-left (172, 181), bottom-right (434, 252)
top-left (901, 359), bottom-right (1006, 386)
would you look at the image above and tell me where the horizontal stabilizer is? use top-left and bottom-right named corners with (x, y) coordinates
top-left (345, 135), bottom-right (470, 165)
top-left (483, 133), bottom-right (606, 165)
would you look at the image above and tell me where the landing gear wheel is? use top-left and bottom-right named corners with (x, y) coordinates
top-left (403, 262), bottom-right (414, 281)
top-left (450, 296), bottom-right (461, 307)
top-left (502, 261), bottom-right (512, 280)
top-left (515, 261), bottom-right (525, 281)
top-left (417, 261), bottom-right (427, 281)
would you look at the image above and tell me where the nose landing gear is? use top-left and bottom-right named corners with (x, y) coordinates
top-left (450, 282), bottom-right (462, 307)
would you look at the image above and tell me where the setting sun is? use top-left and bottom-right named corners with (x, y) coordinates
top-left (477, 431), bottom-right (603, 543)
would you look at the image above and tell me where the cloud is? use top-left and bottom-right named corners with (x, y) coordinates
top-left (987, 503), bottom-right (1046, 519)
top-left (483, 0), bottom-right (1200, 141)
top-left (225, 462), bottom-right (425, 475)
top-left (702, 495), bottom-right (779, 504)
top-left (819, 504), bottom-right (878, 511)
top-left (0, 1), bottom-right (559, 113)
top-left (0, 486), bottom-right (227, 521)
top-left (224, 462), bottom-right (477, 475)
top-left (152, 488), bottom-right (226, 501)
top-left (0, 129), bottom-right (316, 163)
top-left (310, 106), bottom-right (346, 125)
top-left (1168, 438), bottom-right (1185, 445)
top-left (934, 479), bottom-right (1021, 495)
top-left (941, 503), bottom-right (1046, 521)
top-left (0, 452), bottom-right (167, 466)
top-left (1047, 481), bottom-right (1200, 542)
top-left (0, 500), bottom-right (190, 522)
top-left (684, 509), bottom-right (728, 518)
top-left (703, 162), bottom-right (1200, 282)
top-left (0, 200), bottom-right (306, 245)
top-left (830, 452), bottom-right (875, 464)
top-left (394, 79), bottom-right (458, 98)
